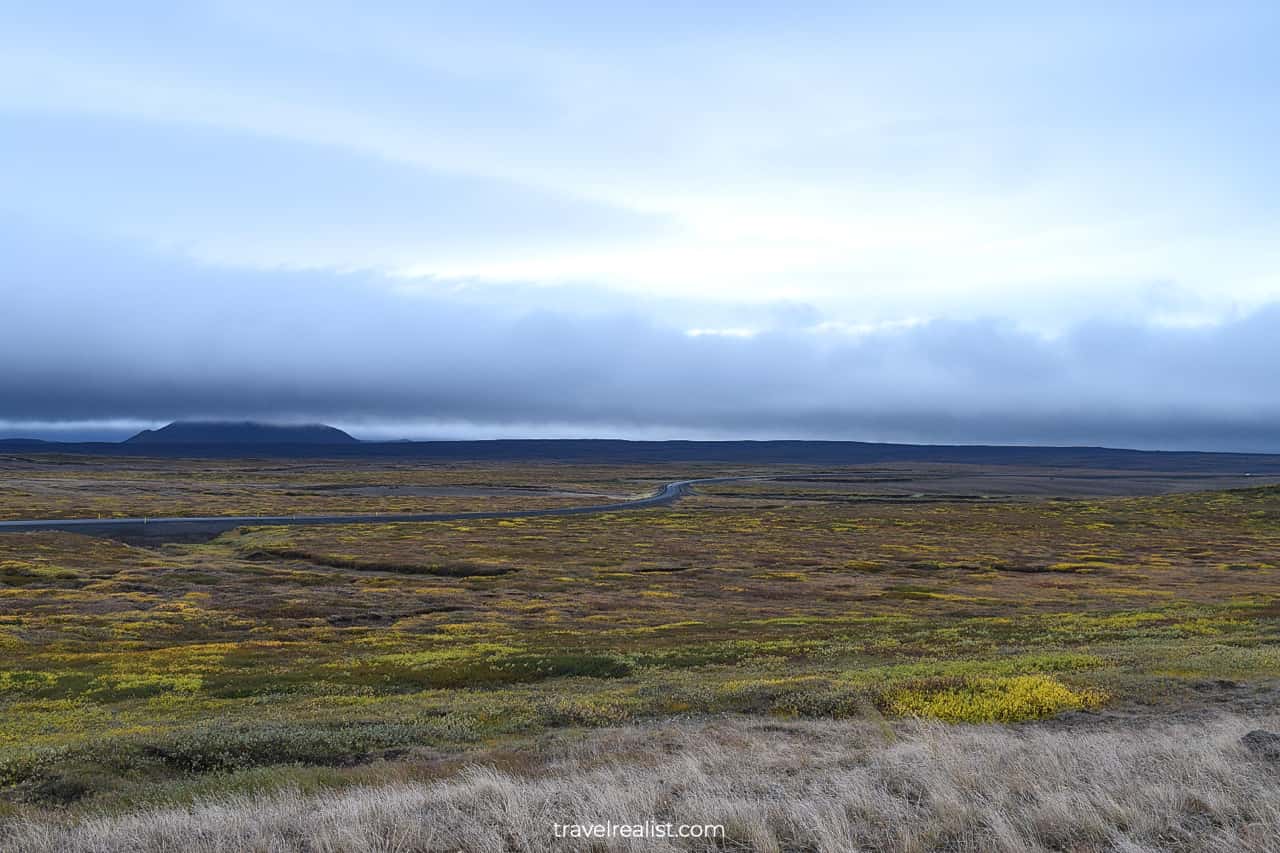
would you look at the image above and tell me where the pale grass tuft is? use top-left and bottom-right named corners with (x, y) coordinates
top-left (5, 712), bottom-right (1280, 852)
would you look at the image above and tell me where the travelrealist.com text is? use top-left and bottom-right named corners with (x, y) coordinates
top-left (552, 821), bottom-right (725, 840)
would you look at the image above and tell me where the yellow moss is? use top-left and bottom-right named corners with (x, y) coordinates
top-left (0, 670), bottom-right (59, 694)
top-left (91, 673), bottom-right (203, 695)
top-left (634, 620), bottom-right (705, 632)
top-left (888, 675), bottom-right (1106, 723)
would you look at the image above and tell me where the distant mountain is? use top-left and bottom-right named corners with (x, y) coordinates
top-left (126, 421), bottom-right (358, 444)
top-left (3, 427), bottom-right (1280, 473)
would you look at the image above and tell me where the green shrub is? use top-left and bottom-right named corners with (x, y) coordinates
top-left (886, 675), bottom-right (1106, 723)
top-left (136, 722), bottom-right (425, 774)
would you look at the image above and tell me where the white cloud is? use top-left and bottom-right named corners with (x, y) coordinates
top-left (1, 2), bottom-right (1279, 447)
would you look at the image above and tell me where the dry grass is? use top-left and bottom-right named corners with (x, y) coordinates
top-left (4, 459), bottom-right (1280, 839)
top-left (0, 457), bottom-right (686, 520)
top-left (3, 471), bottom-right (1280, 808)
top-left (6, 712), bottom-right (1280, 852)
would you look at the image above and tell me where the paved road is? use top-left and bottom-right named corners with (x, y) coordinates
top-left (0, 477), bottom-right (748, 539)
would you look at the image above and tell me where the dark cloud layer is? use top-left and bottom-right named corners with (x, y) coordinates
top-left (2, 219), bottom-right (1279, 450)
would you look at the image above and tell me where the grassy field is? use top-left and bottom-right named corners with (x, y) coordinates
top-left (8, 713), bottom-right (1280, 852)
top-left (0, 457), bottom-right (693, 520)
top-left (1, 458), bottom-right (1279, 847)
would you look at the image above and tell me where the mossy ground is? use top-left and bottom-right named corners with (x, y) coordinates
top-left (2, 460), bottom-right (1278, 813)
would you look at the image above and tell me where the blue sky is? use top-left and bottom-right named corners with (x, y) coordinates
top-left (2, 2), bottom-right (1278, 447)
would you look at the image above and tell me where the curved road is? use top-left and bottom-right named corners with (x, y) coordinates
top-left (0, 477), bottom-right (749, 539)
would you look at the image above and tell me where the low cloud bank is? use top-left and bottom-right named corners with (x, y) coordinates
top-left (2, 220), bottom-right (1278, 450)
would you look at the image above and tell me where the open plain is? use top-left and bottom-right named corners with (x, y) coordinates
top-left (2, 453), bottom-right (1279, 851)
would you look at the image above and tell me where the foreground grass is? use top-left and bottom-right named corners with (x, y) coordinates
top-left (5, 713), bottom-right (1280, 852)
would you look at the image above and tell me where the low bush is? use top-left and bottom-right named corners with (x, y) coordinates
top-left (886, 674), bottom-right (1106, 723)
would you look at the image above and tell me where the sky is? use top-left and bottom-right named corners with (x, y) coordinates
top-left (2, 1), bottom-right (1278, 448)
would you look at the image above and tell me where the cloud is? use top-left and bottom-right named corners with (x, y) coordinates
top-left (3, 2), bottom-right (1277, 324)
top-left (2, 217), bottom-right (1279, 450)
top-left (2, 5), bottom-right (1279, 449)
top-left (0, 111), bottom-right (668, 272)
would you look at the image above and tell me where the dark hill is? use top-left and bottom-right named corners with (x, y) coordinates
top-left (126, 421), bottom-right (358, 445)
top-left (3, 429), bottom-right (1280, 473)
top-left (28, 435), bottom-right (1277, 473)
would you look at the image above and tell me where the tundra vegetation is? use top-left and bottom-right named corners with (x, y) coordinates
top-left (1, 459), bottom-right (1278, 850)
